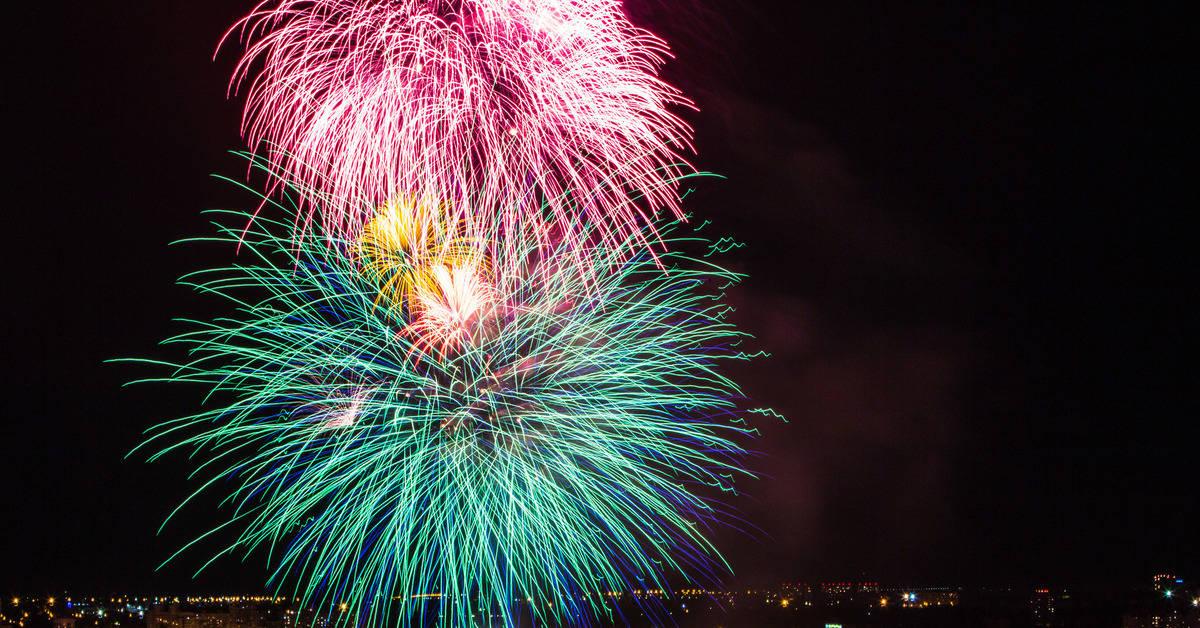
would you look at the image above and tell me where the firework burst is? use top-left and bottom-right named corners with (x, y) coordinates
top-left (225, 0), bottom-right (695, 251)
top-left (354, 195), bottom-right (477, 310)
top-left (137, 202), bottom-right (755, 627)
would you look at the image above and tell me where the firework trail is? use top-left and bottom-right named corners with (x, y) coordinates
top-left (137, 198), bottom-right (755, 627)
top-left (226, 0), bottom-right (695, 252)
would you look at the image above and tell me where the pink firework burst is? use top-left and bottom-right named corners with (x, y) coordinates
top-left (225, 0), bottom-right (695, 251)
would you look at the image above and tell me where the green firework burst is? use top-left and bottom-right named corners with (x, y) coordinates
top-left (133, 200), bottom-right (758, 628)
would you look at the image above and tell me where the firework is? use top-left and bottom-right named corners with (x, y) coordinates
top-left (354, 196), bottom-right (476, 310)
top-left (138, 203), bottom-right (755, 628)
top-left (405, 262), bottom-right (497, 358)
top-left (225, 0), bottom-right (695, 250)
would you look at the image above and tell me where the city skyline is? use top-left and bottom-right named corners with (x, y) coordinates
top-left (5, 578), bottom-right (1200, 628)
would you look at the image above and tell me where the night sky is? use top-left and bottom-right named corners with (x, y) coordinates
top-left (4, 1), bottom-right (1196, 596)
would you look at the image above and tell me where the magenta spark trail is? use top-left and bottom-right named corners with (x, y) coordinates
top-left (227, 0), bottom-right (696, 250)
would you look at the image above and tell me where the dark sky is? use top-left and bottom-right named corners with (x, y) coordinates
top-left (3, 1), bottom-right (1195, 597)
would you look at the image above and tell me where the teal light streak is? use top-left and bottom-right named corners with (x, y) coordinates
top-left (132, 203), bottom-right (766, 628)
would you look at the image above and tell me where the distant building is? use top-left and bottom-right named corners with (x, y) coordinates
top-left (148, 602), bottom-right (294, 628)
top-left (1031, 589), bottom-right (1055, 627)
top-left (780, 583), bottom-right (815, 606)
top-left (148, 605), bottom-right (235, 628)
top-left (1122, 611), bottom-right (1200, 628)
top-left (1156, 575), bottom-right (1184, 593)
top-left (918, 589), bottom-right (960, 607)
top-left (821, 583), bottom-right (853, 603)
top-left (886, 588), bottom-right (959, 608)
